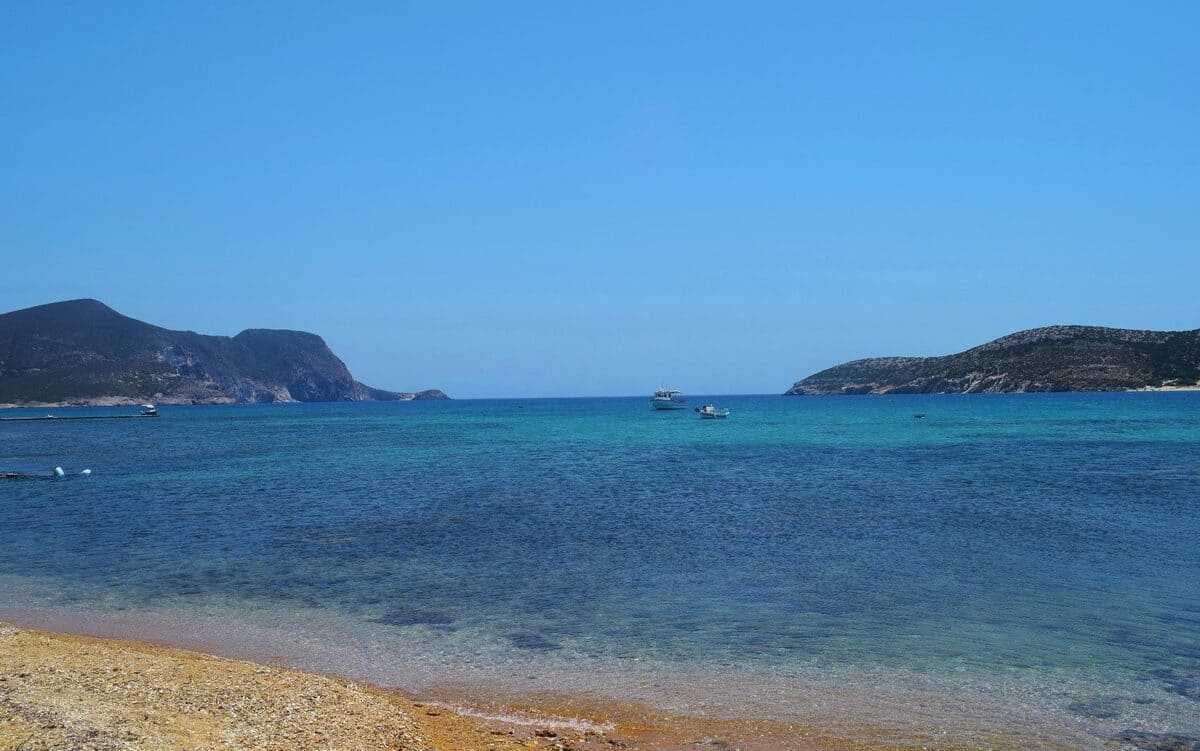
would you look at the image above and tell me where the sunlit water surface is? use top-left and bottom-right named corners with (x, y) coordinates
top-left (2, 394), bottom-right (1198, 747)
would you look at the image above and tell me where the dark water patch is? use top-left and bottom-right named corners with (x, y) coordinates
top-left (1107, 627), bottom-right (1153, 647)
top-left (1157, 611), bottom-right (1200, 626)
top-left (445, 421), bottom-right (512, 430)
top-left (1115, 730), bottom-right (1200, 751)
top-left (372, 607), bottom-right (457, 628)
top-left (1172, 644), bottom-right (1200, 661)
top-left (1067, 697), bottom-right (1123, 719)
top-left (1150, 668), bottom-right (1200, 700)
top-left (507, 631), bottom-right (561, 651)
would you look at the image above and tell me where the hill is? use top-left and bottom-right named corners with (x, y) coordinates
top-left (0, 299), bottom-right (448, 406)
top-left (785, 325), bottom-right (1200, 395)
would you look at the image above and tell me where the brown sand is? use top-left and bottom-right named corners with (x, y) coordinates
top-left (0, 623), bottom-right (529, 751)
top-left (0, 622), bottom-right (1051, 751)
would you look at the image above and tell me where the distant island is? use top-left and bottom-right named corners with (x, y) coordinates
top-left (0, 299), bottom-right (448, 407)
top-left (785, 325), bottom-right (1200, 395)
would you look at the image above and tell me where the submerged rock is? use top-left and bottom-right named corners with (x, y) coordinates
top-left (506, 631), bottom-right (562, 651)
top-left (1150, 668), bottom-right (1200, 700)
top-left (1067, 697), bottom-right (1123, 719)
top-left (372, 607), bottom-right (457, 628)
top-left (1115, 730), bottom-right (1200, 751)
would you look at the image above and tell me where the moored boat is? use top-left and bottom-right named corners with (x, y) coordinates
top-left (651, 388), bottom-right (687, 410)
top-left (695, 404), bottom-right (730, 419)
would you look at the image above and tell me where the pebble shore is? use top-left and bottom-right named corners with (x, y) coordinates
top-left (0, 623), bottom-right (557, 751)
top-left (1, 621), bottom-right (1023, 751)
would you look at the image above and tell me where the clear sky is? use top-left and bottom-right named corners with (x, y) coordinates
top-left (3, 3), bottom-right (1197, 398)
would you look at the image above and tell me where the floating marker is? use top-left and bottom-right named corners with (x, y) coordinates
top-left (54, 466), bottom-right (65, 478)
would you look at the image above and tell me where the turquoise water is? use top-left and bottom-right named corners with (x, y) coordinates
top-left (2, 394), bottom-right (1198, 747)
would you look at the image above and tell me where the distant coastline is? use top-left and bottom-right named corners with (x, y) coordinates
top-left (786, 324), bottom-right (1200, 395)
top-left (0, 390), bottom-right (449, 410)
top-left (0, 299), bottom-right (448, 406)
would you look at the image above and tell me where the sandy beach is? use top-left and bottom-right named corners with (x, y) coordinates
top-left (0, 621), bottom-right (625, 751)
top-left (0, 621), bottom-right (1014, 751)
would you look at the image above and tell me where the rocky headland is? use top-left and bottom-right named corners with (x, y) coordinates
top-left (0, 299), bottom-right (448, 406)
top-left (786, 325), bottom-right (1200, 395)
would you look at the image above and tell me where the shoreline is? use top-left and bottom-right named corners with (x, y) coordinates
top-left (0, 621), bottom-right (569, 751)
top-left (4, 386), bottom-right (1198, 410)
top-left (0, 620), bottom-right (1068, 751)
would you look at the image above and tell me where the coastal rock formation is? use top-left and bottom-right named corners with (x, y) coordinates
top-left (785, 325), bottom-right (1200, 395)
top-left (0, 299), bottom-right (448, 406)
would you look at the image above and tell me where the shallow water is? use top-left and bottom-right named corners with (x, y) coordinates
top-left (2, 394), bottom-right (1198, 747)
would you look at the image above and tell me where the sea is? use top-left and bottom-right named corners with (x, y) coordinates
top-left (2, 394), bottom-right (1198, 749)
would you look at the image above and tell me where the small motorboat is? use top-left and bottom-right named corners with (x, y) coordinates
top-left (139, 404), bottom-right (158, 417)
top-left (695, 404), bottom-right (730, 419)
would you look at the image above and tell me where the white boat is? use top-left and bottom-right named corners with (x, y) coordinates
top-left (695, 404), bottom-right (730, 419)
top-left (650, 388), bottom-right (687, 410)
top-left (139, 404), bottom-right (158, 417)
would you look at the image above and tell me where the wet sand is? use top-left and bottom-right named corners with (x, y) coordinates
top-left (0, 621), bottom-right (1071, 751)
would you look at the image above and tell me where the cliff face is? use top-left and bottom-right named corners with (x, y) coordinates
top-left (785, 325), bottom-right (1200, 395)
top-left (0, 299), bottom-right (448, 405)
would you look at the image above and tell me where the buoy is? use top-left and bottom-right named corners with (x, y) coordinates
top-left (80, 469), bottom-right (92, 476)
top-left (54, 466), bottom-right (65, 478)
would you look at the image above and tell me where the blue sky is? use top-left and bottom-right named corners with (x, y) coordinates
top-left (3, 2), bottom-right (1197, 397)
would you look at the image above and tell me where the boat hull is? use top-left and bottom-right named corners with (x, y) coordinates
top-left (651, 399), bottom-right (687, 410)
